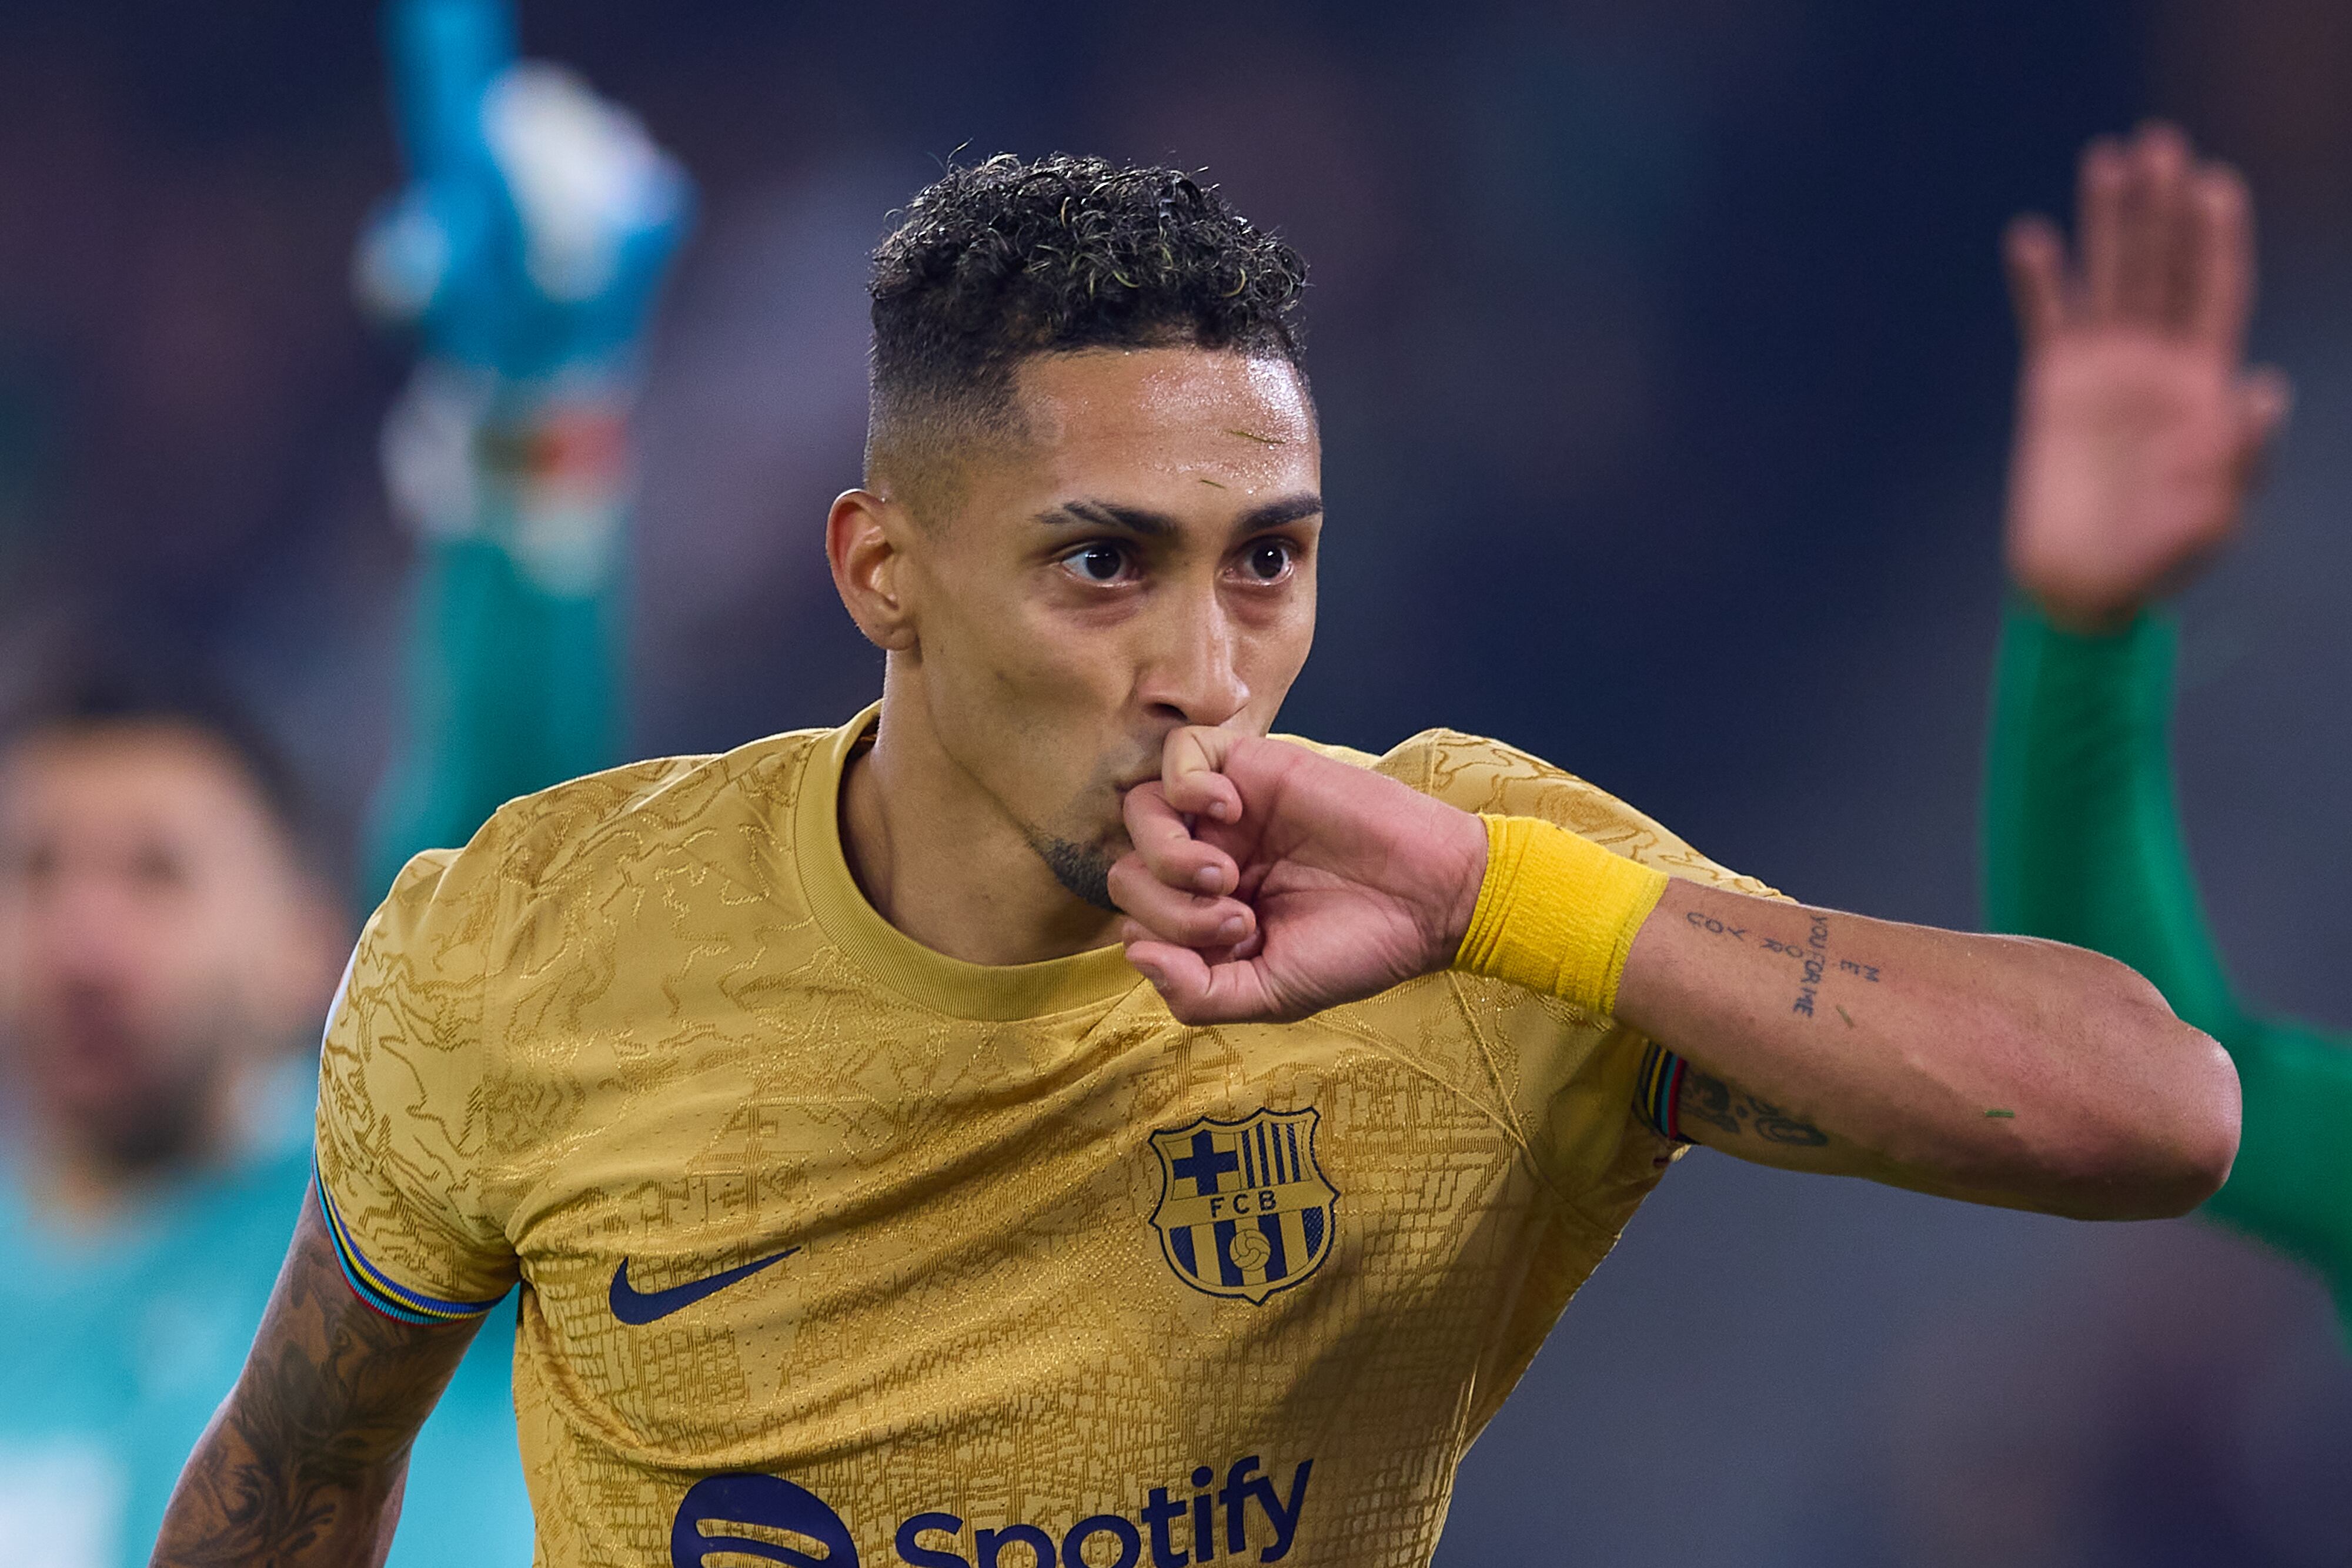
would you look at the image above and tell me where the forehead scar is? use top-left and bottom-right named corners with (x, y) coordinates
top-left (1223, 428), bottom-right (1285, 446)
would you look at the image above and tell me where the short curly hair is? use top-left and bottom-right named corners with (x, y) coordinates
top-left (866, 153), bottom-right (1309, 518)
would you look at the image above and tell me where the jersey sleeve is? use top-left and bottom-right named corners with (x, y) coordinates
top-left (315, 844), bottom-right (520, 1324)
top-left (1367, 728), bottom-right (1783, 1187)
top-left (1985, 598), bottom-right (2352, 1320)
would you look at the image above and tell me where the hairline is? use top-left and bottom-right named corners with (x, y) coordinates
top-left (864, 341), bottom-right (1315, 524)
top-left (0, 714), bottom-right (316, 864)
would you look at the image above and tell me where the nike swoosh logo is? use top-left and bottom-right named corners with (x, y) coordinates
top-left (609, 1249), bottom-right (799, 1326)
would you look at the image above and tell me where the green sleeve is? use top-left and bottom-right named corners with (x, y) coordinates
top-left (359, 532), bottom-right (625, 907)
top-left (1984, 597), bottom-right (2352, 1320)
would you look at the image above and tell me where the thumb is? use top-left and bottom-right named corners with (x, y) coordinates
top-left (2235, 365), bottom-right (2293, 486)
top-left (1161, 726), bottom-right (1244, 824)
top-left (2002, 213), bottom-right (2069, 352)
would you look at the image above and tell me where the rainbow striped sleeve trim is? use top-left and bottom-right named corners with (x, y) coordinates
top-left (1635, 1042), bottom-right (1692, 1145)
top-left (314, 1164), bottom-right (509, 1326)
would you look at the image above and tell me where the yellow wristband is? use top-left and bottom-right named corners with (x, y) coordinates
top-left (1452, 815), bottom-right (1671, 1015)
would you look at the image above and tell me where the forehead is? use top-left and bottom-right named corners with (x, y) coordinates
top-left (0, 724), bottom-right (275, 844)
top-left (1004, 347), bottom-right (1318, 494)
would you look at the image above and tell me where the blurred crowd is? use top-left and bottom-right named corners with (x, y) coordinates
top-left (1, 1), bottom-right (2348, 1564)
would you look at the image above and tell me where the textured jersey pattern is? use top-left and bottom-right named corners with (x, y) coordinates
top-left (314, 710), bottom-right (1772, 1567)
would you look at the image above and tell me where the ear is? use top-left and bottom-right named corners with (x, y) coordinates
top-left (827, 488), bottom-right (921, 652)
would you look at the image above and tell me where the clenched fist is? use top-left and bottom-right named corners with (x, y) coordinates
top-left (1108, 728), bottom-right (1488, 1024)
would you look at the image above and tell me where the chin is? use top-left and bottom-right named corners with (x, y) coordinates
top-left (1032, 833), bottom-right (1120, 914)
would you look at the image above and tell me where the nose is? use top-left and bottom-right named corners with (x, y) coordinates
top-left (1136, 580), bottom-right (1251, 729)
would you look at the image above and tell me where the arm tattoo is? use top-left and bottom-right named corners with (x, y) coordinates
top-left (151, 1187), bottom-right (485, 1566)
top-left (1755, 914), bottom-right (1884, 1019)
top-left (1677, 1066), bottom-right (1830, 1148)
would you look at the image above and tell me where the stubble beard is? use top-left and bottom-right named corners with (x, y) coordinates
top-left (1028, 831), bottom-right (1120, 914)
top-left (42, 995), bottom-right (238, 1179)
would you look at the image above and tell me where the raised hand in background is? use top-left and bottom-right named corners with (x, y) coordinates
top-left (358, 0), bottom-right (690, 389)
top-left (1984, 123), bottom-right (2352, 1337)
top-left (2002, 121), bottom-right (2288, 631)
top-left (356, 0), bottom-right (693, 901)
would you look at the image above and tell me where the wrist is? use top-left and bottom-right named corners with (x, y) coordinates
top-left (1451, 815), bottom-right (1671, 1016)
top-left (2018, 589), bottom-right (2146, 638)
top-left (2006, 584), bottom-right (2157, 643)
top-left (1433, 804), bottom-right (1490, 968)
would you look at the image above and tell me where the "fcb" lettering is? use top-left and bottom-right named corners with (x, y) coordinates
top-left (1147, 1108), bottom-right (1338, 1305)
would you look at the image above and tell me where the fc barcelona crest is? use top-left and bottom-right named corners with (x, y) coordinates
top-left (1148, 1108), bottom-right (1339, 1304)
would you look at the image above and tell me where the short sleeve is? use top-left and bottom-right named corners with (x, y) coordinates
top-left (314, 847), bottom-right (520, 1324)
top-left (1369, 728), bottom-right (1788, 1191)
top-left (1367, 727), bottom-right (1782, 900)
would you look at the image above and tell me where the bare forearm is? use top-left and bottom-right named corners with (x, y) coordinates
top-left (1618, 879), bottom-right (2240, 1218)
top-left (153, 1191), bottom-right (476, 1566)
top-left (158, 1398), bottom-right (407, 1567)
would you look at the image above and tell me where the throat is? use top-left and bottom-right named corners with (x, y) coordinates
top-left (838, 730), bottom-right (1122, 967)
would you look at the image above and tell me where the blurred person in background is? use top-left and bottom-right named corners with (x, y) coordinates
top-left (0, 666), bottom-right (345, 1567)
top-left (1986, 121), bottom-right (2351, 1335)
top-left (0, 0), bottom-right (687, 1562)
top-left (355, 0), bottom-right (687, 901)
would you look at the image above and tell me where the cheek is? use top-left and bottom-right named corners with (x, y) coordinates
top-left (918, 608), bottom-right (1143, 825)
top-left (924, 581), bottom-right (1134, 728)
top-left (113, 888), bottom-right (245, 1017)
top-left (0, 904), bottom-right (24, 1019)
top-left (1235, 586), bottom-right (1317, 715)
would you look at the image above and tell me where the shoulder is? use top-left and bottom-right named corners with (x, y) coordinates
top-left (425, 729), bottom-right (826, 896)
top-left (1283, 726), bottom-right (1778, 898)
top-left (474, 727), bottom-right (826, 888)
top-left (366, 728), bottom-right (833, 971)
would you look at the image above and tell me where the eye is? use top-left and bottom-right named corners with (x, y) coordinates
top-left (1238, 539), bottom-right (1297, 583)
top-left (1058, 542), bottom-right (1131, 584)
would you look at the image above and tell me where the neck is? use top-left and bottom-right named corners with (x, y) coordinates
top-left (840, 678), bottom-right (1121, 968)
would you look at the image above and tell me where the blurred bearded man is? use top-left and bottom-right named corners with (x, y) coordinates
top-left (0, 667), bottom-right (531, 1566)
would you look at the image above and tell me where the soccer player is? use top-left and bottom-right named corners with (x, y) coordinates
top-left (154, 155), bottom-right (2237, 1568)
top-left (1984, 122), bottom-right (2352, 1330)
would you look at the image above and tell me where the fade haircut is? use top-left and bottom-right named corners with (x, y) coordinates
top-left (866, 153), bottom-right (1310, 520)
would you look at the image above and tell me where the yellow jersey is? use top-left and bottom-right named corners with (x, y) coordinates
top-left (313, 706), bottom-right (1773, 1568)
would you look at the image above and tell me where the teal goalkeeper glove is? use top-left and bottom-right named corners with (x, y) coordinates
top-left (358, 0), bottom-right (692, 593)
top-left (356, 0), bottom-right (692, 386)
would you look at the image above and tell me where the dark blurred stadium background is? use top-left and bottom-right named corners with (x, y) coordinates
top-left (2, 1), bottom-right (2348, 1562)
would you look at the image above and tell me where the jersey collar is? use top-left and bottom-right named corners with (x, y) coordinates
top-left (791, 704), bottom-right (1149, 1022)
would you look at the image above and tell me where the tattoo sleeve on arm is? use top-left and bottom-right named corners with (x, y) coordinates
top-left (1677, 1065), bottom-right (1830, 1148)
top-left (151, 1186), bottom-right (487, 1567)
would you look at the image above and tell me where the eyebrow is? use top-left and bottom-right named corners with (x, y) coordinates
top-left (1034, 492), bottom-right (1324, 539)
top-left (1037, 499), bottom-right (1177, 537)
